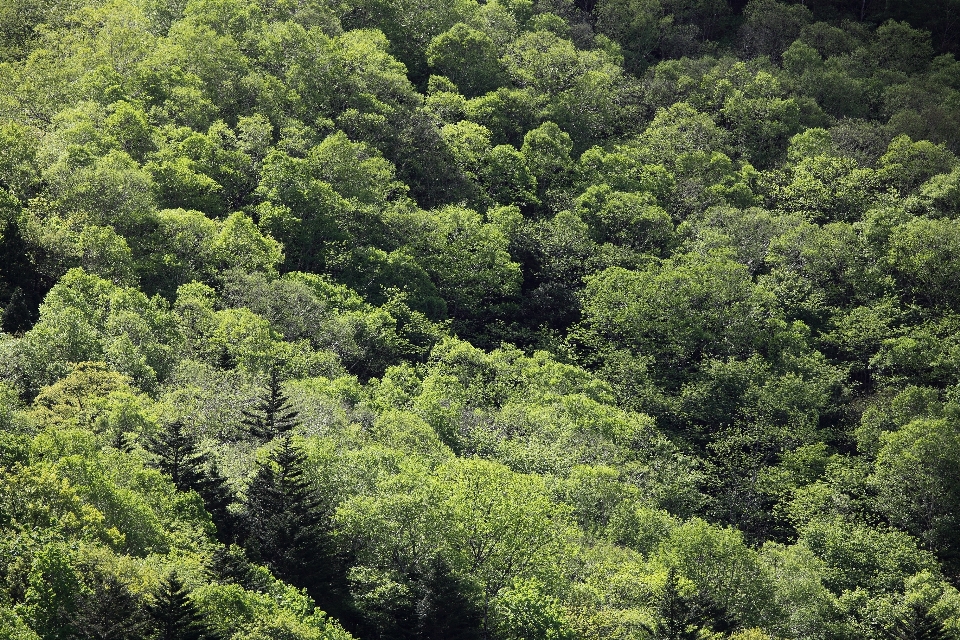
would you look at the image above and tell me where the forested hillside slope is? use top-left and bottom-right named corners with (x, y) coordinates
top-left (5, 0), bottom-right (960, 637)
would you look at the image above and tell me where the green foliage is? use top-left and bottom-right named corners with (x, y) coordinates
top-left (576, 254), bottom-right (772, 388)
top-left (494, 578), bottom-right (575, 640)
top-left (241, 438), bottom-right (331, 593)
top-left (7, 2), bottom-right (960, 639)
top-left (892, 599), bottom-right (951, 640)
top-left (241, 369), bottom-right (301, 442)
top-left (69, 570), bottom-right (151, 640)
top-left (146, 571), bottom-right (210, 640)
top-left (427, 24), bottom-right (505, 97)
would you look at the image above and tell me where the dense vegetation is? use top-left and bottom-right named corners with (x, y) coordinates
top-left (5, 0), bottom-right (960, 637)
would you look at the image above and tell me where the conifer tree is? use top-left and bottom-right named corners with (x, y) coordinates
top-left (145, 572), bottom-right (208, 640)
top-left (892, 600), bottom-right (951, 640)
top-left (109, 430), bottom-right (134, 454)
top-left (209, 545), bottom-right (270, 592)
top-left (241, 437), bottom-right (327, 590)
top-left (210, 544), bottom-right (256, 588)
top-left (241, 369), bottom-right (300, 442)
top-left (146, 420), bottom-right (207, 492)
top-left (1, 286), bottom-right (36, 333)
top-left (415, 558), bottom-right (484, 640)
top-left (146, 420), bottom-right (237, 541)
top-left (67, 572), bottom-right (149, 640)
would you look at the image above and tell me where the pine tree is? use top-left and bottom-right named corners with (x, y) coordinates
top-left (241, 369), bottom-right (300, 442)
top-left (145, 572), bottom-right (208, 640)
top-left (147, 420), bottom-right (237, 541)
top-left (892, 600), bottom-right (951, 640)
top-left (146, 420), bottom-right (207, 492)
top-left (241, 438), bottom-right (326, 589)
top-left (67, 572), bottom-right (150, 640)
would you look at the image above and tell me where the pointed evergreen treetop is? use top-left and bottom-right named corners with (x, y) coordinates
top-left (146, 420), bottom-right (238, 542)
top-left (242, 437), bottom-right (326, 588)
top-left (640, 568), bottom-right (703, 640)
top-left (209, 544), bottom-right (270, 592)
top-left (109, 429), bottom-right (134, 454)
top-left (241, 368), bottom-right (300, 442)
top-left (67, 572), bottom-right (150, 640)
top-left (198, 461), bottom-right (238, 544)
top-left (146, 571), bottom-right (208, 640)
top-left (146, 420), bottom-right (208, 493)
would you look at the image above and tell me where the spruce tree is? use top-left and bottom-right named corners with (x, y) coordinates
top-left (241, 369), bottom-right (300, 442)
top-left (209, 545), bottom-right (269, 592)
top-left (146, 420), bottom-right (207, 492)
top-left (109, 430), bottom-right (134, 454)
top-left (145, 572), bottom-right (208, 640)
top-left (67, 572), bottom-right (150, 640)
top-left (241, 437), bottom-right (326, 590)
top-left (892, 600), bottom-right (951, 640)
top-left (147, 420), bottom-right (237, 541)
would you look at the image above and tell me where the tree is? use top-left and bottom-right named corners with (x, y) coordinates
top-left (401, 204), bottom-right (521, 339)
top-left (595, 0), bottom-right (665, 71)
top-left (109, 430), bottom-right (134, 453)
top-left (575, 254), bottom-right (770, 390)
top-left (738, 0), bottom-right (811, 60)
top-left (209, 545), bottom-right (269, 592)
top-left (241, 369), bottom-right (300, 441)
top-left (414, 558), bottom-right (485, 640)
top-left (644, 568), bottom-right (702, 640)
top-left (67, 572), bottom-right (150, 640)
top-left (145, 572), bottom-right (208, 640)
top-left (146, 420), bottom-right (237, 541)
top-left (493, 578), bottom-right (575, 640)
top-left (435, 459), bottom-right (573, 634)
top-left (240, 438), bottom-right (329, 592)
top-left (573, 185), bottom-right (674, 253)
top-left (146, 420), bottom-right (207, 493)
top-left (873, 417), bottom-right (960, 574)
top-left (520, 122), bottom-right (574, 205)
top-left (480, 145), bottom-right (539, 208)
top-left (199, 463), bottom-right (238, 543)
top-left (2, 287), bottom-right (37, 334)
top-left (427, 24), bottom-right (505, 97)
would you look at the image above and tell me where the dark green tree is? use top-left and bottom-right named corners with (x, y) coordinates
top-left (67, 572), bottom-right (150, 640)
top-left (109, 430), bottom-right (134, 454)
top-left (145, 572), bottom-right (209, 640)
top-left (209, 545), bottom-right (269, 593)
top-left (241, 438), bottom-right (328, 590)
top-left (644, 568), bottom-right (702, 640)
top-left (146, 420), bottom-right (237, 541)
top-left (1, 286), bottom-right (37, 333)
top-left (414, 558), bottom-right (484, 640)
top-left (241, 369), bottom-right (300, 442)
top-left (146, 420), bottom-right (207, 492)
top-left (200, 462), bottom-right (238, 544)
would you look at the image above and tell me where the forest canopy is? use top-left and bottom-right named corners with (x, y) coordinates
top-left (5, 0), bottom-right (960, 638)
